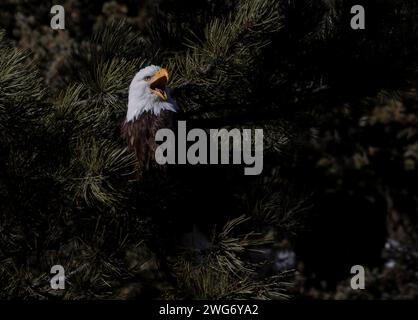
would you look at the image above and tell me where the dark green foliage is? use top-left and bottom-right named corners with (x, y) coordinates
top-left (0, 0), bottom-right (417, 299)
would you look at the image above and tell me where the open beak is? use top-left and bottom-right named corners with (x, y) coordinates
top-left (149, 68), bottom-right (169, 101)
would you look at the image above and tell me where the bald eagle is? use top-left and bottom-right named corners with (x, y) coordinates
top-left (121, 65), bottom-right (188, 281)
top-left (122, 65), bottom-right (178, 172)
top-left (121, 65), bottom-right (238, 273)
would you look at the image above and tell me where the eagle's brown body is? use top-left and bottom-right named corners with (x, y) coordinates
top-left (121, 110), bottom-right (177, 172)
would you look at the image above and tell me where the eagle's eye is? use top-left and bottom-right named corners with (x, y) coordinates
top-left (144, 76), bottom-right (152, 81)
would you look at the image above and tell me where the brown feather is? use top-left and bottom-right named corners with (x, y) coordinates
top-left (121, 110), bottom-right (177, 173)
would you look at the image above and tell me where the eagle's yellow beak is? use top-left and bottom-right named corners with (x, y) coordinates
top-left (149, 68), bottom-right (169, 101)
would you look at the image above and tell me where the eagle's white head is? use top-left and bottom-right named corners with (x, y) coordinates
top-left (126, 65), bottom-right (178, 122)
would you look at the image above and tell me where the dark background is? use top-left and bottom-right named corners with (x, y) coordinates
top-left (0, 0), bottom-right (417, 299)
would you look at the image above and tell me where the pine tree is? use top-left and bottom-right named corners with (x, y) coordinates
top-left (1, 0), bottom-right (417, 299)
